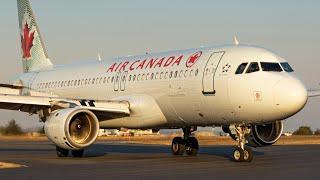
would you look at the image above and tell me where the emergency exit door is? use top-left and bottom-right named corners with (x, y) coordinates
top-left (120, 71), bottom-right (128, 91)
top-left (113, 72), bottom-right (121, 91)
top-left (114, 71), bottom-right (128, 91)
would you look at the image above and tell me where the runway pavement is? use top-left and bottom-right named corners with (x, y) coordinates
top-left (0, 140), bottom-right (320, 180)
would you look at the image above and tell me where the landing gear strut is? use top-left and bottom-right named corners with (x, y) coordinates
top-left (172, 127), bottom-right (199, 156)
top-left (232, 126), bottom-right (254, 162)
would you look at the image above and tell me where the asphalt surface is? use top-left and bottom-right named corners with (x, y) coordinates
top-left (1, 140), bottom-right (320, 180)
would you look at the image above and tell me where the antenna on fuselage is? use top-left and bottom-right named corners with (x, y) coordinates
top-left (146, 48), bottom-right (151, 55)
top-left (233, 35), bottom-right (240, 46)
top-left (98, 53), bottom-right (102, 61)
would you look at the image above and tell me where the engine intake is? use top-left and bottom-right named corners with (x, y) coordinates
top-left (247, 121), bottom-right (283, 147)
top-left (44, 108), bottom-right (99, 150)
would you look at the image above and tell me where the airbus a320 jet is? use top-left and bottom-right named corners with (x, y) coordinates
top-left (1, 0), bottom-right (319, 162)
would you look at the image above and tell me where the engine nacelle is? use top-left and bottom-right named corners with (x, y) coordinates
top-left (44, 108), bottom-right (100, 150)
top-left (247, 121), bottom-right (283, 147)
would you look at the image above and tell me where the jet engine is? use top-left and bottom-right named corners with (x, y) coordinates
top-left (223, 121), bottom-right (283, 147)
top-left (246, 121), bottom-right (283, 147)
top-left (44, 108), bottom-right (100, 150)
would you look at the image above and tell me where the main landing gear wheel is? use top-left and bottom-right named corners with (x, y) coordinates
top-left (186, 137), bottom-right (199, 156)
top-left (56, 146), bottom-right (85, 158)
top-left (71, 149), bottom-right (84, 157)
top-left (172, 137), bottom-right (186, 155)
top-left (171, 127), bottom-right (199, 156)
top-left (56, 146), bottom-right (69, 157)
top-left (232, 126), bottom-right (254, 162)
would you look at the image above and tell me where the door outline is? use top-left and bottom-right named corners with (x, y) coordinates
top-left (113, 72), bottom-right (121, 91)
top-left (202, 51), bottom-right (225, 95)
top-left (120, 71), bottom-right (128, 91)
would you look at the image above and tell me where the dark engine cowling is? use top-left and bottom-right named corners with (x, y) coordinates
top-left (223, 121), bottom-right (283, 147)
top-left (247, 121), bottom-right (283, 147)
top-left (44, 108), bottom-right (100, 150)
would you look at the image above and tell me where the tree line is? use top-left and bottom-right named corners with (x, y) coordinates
top-left (293, 126), bottom-right (320, 135)
top-left (0, 119), bottom-right (23, 135)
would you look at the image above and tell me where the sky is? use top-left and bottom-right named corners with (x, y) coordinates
top-left (0, 0), bottom-right (319, 132)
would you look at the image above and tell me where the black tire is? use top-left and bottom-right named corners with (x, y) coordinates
top-left (172, 137), bottom-right (186, 155)
top-left (186, 137), bottom-right (199, 156)
top-left (232, 147), bottom-right (244, 162)
top-left (243, 146), bottom-right (254, 162)
top-left (71, 149), bottom-right (84, 158)
top-left (56, 146), bottom-right (69, 157)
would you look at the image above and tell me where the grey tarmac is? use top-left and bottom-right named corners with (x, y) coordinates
top-left (0, 140), bottom-right (319, 180)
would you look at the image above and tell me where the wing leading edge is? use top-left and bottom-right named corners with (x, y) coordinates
top-left (308, 90), bottom-right (320, 98)
top-left (0, 93), bottom-right (130, 115)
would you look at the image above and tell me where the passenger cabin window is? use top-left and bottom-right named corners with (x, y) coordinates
top-left (260, 62), bottom-right (282, 72)
top-left (235, 63), bottom-right (248, 74)
top-left (280, 62), bottom-right (294, 72)
top-left (246, 62), bottom-right (260, 73)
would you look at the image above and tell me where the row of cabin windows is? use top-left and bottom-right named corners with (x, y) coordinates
top-left (38, 77), bottom-right (108, 89)
top-left (128, 69), bottom-right (199, 82)
top-left (37, 69), bottom-right (199, 89)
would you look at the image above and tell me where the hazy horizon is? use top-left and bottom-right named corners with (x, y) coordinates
top-left (0, 0), bottom-right (319, 132)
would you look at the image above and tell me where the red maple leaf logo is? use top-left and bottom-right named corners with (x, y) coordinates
top-left (186, 51), bottom-right (202, 68)
top-left (21, 22), bottom-right (35, 59)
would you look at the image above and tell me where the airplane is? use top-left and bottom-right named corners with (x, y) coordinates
top-left (1, 0), bottom-right (319, 162)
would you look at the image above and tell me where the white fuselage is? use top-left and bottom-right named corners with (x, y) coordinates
top-left (16, 45), bottom-right (308, 129)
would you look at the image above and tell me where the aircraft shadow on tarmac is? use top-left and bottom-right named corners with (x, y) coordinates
top-left (84, 144), bottom-right (265, 159)
top-left (0, 142), bottom-right (264, 160)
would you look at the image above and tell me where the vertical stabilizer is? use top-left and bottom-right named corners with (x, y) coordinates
top-left (17, 0), bottom-right (53, 72)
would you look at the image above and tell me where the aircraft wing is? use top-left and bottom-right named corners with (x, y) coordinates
top-left (0, 93), bottom-right (130, 115)
top-left (308, 90), bottom-right (320, 97)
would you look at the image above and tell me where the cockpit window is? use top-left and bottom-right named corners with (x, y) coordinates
top-left (235, 63), bottom-right (248, 74)
top-left (246, 62), bottom-right (260, 73)
top-left (260, 62), bottom-right (283, 72)
top-left (280, 62), bottom-right (294, 72)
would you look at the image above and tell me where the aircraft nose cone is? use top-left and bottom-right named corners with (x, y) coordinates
top-left (273, 78), bottom-right (308, 118)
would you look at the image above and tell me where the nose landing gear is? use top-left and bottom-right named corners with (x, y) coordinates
top-left (232, 126), bottom-right (254, 162)
top-left (171, 127), bottom-right (199, 156)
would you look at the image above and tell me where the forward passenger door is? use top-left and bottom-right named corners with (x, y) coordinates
top-left (202, 52), bottom-right (225, 95)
